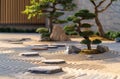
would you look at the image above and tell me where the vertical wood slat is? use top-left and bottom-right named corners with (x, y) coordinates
top-left (0, 0), bottom-right (45, 24)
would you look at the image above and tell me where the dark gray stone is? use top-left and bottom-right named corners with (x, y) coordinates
top-left (42, 59), bottom-right (65, 64)
top-left (97, 45), bottom-right (109, 53)
top-left (115, 37), bottom-right (120, 42)
top-left (19, 52), bottom-right (39, 56)
top-left (65, 45), bottom-right (81, 54)
top-left (53, 45), bottom-right (66, 47)
top-left (28, 66), bottom-right (63, 74)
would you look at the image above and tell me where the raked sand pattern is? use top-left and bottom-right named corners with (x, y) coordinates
top-left (0, 33), bottom-right (119, 79)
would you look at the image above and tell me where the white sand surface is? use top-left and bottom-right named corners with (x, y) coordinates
top-left (0, 76), bottom-right (15, 79)
top-left (0, 33), bottom-right (120, 79)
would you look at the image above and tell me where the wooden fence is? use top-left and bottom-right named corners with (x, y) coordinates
top-left (0, 0), bottom-right (45, 25)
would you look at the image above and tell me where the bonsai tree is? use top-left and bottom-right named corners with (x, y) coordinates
top-left (23, 0), bottom-right (76, 34)
top-left (90, 0), bottom-right (117, 37)
top-left (67, 9), bottom-right (101, 50)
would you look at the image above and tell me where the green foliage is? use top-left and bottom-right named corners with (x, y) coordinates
top-left (67, 9), bottom-right (95, 24)
top-left (67, 16), bottom-right (77, 21)
top-left (63, 25), bottom-right (78, 35)
top-left (67, 9), bottom-right (101, 50)
top-left (73, 18), bottom-right (81, 23)
top-left (94, 31), bottom-right (100, 36)
top-left (79, 31), bottom-right (94, 37)
top-left (64, 25), bottom-right (75, 32)
top-left (52, 12), bottom-right (64, 18)
top-left (23, 0), bottom-right (76, 33)
top-left (36, 27), bottom-right (49, 34)
top-left (81, 23), bottom-right (92, 28)
top-left (67, 31), bottom-right (78, 35)
top-left (92, 39), bottom-right (102, 44)
top-left (80, 39), bottom-right (91, 44)
top-left (74, 9), bottom-right (96, 19)
top-left (105, 31), bottom-right (120, 40)
top-left (53, 19), bottom-right (68, 24)
top-left (41, 33), bottom-right (50, 38)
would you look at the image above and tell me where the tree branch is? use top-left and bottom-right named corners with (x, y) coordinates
top-left (98, 0), bottom-right (113, 13)
top-left (96, 0), bottom-right (106, 7)
top-left (90, 0), bottom-right (97, 7)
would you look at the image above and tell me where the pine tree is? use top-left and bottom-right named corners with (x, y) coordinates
top-left (23, 0), bottom-right (76, 34)
top-left (90, 0), bottom-right (117, 37)
top-left (67, 9), bottom-right (101, 50)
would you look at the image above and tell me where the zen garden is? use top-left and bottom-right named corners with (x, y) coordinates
top-left (0, 0), bottom-right (120, 79)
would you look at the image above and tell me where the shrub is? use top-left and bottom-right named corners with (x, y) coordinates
top-left (36, 27), bottom-right (49, 34)
top-left (105, 31), bottom-right (120, 40)
top-left (0, 28), bottom-right (35, 33)
top-left (41, 33), bottom-right (50, 38)
top-left (94, 31), bottom-right (100, 36)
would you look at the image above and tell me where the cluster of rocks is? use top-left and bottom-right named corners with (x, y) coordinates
top-left (65, 45), bottom-right (109, 54)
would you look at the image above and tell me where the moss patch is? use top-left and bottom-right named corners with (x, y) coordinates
top-left (90, 35), bottom-right (110, 41)
top-left (80, 49), bottom-right (101, 54)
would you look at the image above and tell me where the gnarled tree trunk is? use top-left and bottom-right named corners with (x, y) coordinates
top-left (95, 9), bottom-right (105, 37)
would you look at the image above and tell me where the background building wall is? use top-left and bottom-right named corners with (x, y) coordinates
top-left (0, 0), bottom-right (45, 29)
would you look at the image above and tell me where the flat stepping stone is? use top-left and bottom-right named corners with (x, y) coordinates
top-left (19, 52), bottom-right (39, 56)
top-left (47, 46), bottom-right (58, 49)
top-left (54, 45), bottom-right (66, 47)
top-left (31, 47), bottom-right (48, 50)
top-left (28, 66), bottom-right (63, 74)
top-left (33, 44), bottom-right (48, 47)
top-left (42, 59), bottom-right (65, 64)
top-left (10, 42), bottom-right (23, 44)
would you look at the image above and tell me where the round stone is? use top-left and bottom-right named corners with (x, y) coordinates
top-left (28, 66), bottom-right (63, 74)
top-left (42, 59), bottom-right (65, 64)
top-left (19, 52), bottom-right (39, 56)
